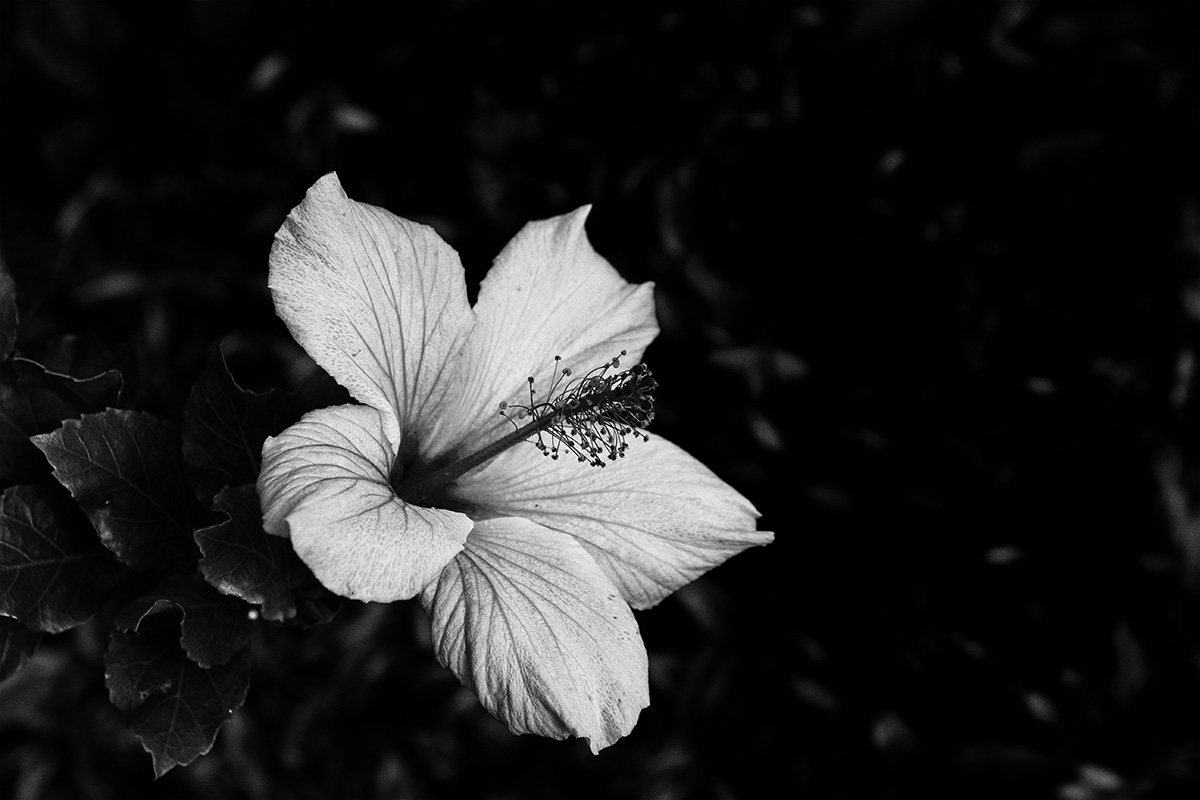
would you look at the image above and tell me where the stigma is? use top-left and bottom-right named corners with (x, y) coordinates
top-left (499, 351), bottom-right (657, 467)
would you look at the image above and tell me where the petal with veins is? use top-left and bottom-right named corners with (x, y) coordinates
top-left (258, 405), bottom-right (472, 602)
top-left (269, 173), bottom-right (474, 450)
top-left (421, 207), bottom-right (658, 459)
top-left (421, 517), bottom-right (648, 753)
top-left (456, 436), bottom-right (774, 609)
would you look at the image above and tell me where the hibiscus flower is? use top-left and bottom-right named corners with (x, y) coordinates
top-left (257, 173), bottom-right (773, 752)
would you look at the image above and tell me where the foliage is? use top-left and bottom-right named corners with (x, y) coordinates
top-left (0, 300), bottom-right (338, 775)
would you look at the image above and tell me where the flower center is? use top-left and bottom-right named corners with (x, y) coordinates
top-left (396, 351), bottom-right (656, 504)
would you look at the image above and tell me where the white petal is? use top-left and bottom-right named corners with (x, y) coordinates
top-left (420, 206), bottom-right (657, 459)
top-left (456, 435), bottom-right (773, 609)
top-left (258, 405), bottom-right (472, 602)
top-left (421, 517), bottom-right (648, 753)
top-left (269, 173), bottom-right (474, 450)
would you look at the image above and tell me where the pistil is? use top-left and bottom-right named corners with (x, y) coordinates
top-left (396, 353), bottom-right (656, 505)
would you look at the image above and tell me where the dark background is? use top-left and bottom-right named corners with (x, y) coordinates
top-left (4, 1), bottom-right (1200, 798)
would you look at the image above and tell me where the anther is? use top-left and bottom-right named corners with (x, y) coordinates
top-left (397, 352), bottom-right (657, 504)
top-left (498, 351), bottom-right (656, 468)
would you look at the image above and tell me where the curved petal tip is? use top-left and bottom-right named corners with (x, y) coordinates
top-left (422, 517), bottom-right (648, 752)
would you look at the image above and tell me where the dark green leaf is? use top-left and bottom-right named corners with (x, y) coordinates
top-left (182, 348), bottom-right (305, 506)
top-left (0, 483), bottom-right (123, 633)
top-left (195, 484), bottom-right (304, 622)
top-left (0, 257), bottom-right (15, 361)
top-left (105, 628), bottom-right (250, 778)
top-left (32, 410), bottom-right (199, 572)
top-left (31, 334), bottom-right (138, 407)
top-left (0, 368), bottom-right (46, 482)
top-left (114, 573), bottom-right (250, 668)
top-left (0, 358), bottom-right (122, 485)
top-left (0, 615), bottom-right (38, 681)
top-left (12, 357), bottom-right (122, 422)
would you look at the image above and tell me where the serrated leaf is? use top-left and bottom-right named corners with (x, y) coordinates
top-left (114, 573), bottom-right (250, 668)
top-left (195, 484), bottom-right (304, 622)
top-left (0, 615), bottom-right (38, 681)
top-left (0, 257), bottom-right (15, 361)
top-left (0, 483), bottom-right (123, 633)
top-left (13, 357), bottom-right (122, 421)
top-left (32, 334), bottom-right (138, 406)
top-left (0, 368), bottom-right (46, 482)
top-left (182, 349), bottom-right (306, 506)
top-left (0, 358), bottom-right (123, 485)
top-left (105, 628), bottom-right (250, 778)
top-left (32, 410), bottom-right (199, 572)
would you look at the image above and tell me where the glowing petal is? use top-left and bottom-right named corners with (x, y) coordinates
top-left (258, 405), bottom-right (472, 602)
top-left (421, 517), bottom-right (648, 753)
top-left (421, 207), bottom-right (658, 459)
top-left (457, 436), bottom-right (773, 609)
top-left (269, 173), bottom-right (474, 450)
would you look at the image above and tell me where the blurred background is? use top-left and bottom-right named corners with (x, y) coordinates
top-left (4, 1), bottom-right (1200, 798)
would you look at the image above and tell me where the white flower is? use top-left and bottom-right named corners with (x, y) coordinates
top-left (257, 173), bottom-right (773, 752)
